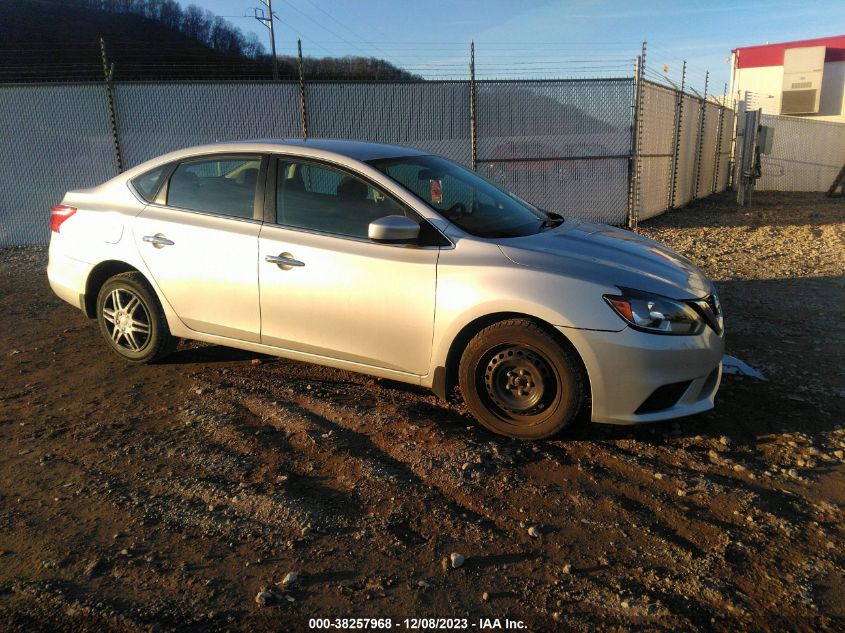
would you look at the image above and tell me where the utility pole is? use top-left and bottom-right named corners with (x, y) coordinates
top-left (254, 0), bottom-right (279, 80)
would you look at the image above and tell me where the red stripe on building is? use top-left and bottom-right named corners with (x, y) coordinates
top-left (733, 34), bottom-right (845, 68)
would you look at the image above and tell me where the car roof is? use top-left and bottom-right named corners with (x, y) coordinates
top-left (248, 138), bottom-right (428, 161)
top-left (116, 138), bottom-right (433, 185)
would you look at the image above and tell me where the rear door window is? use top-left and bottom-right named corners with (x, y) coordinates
top-left (167, 156), bottom-right (261, 219)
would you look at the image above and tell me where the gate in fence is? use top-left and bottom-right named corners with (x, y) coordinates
top-left (1, 76), bottom-right (735, 247)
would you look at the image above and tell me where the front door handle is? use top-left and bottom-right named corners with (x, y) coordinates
top-left (265, 253), bottom-right (305, 269)
top-left (143, 234), bottom-right (175, 248)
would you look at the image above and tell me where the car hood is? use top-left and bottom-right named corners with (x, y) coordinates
top-left (498, 219), bottom-right (712, 300)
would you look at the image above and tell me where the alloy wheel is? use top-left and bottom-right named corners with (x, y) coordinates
top-left (102, 288), bottom-right (151, 353)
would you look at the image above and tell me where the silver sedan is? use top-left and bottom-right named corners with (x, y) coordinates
top-left (48, 139), bottom-right (724, 439)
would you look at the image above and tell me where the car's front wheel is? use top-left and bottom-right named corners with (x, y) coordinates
top-left (458, 319), bottom-right (584, 439)
top-left (96, 272), bottom-right (177, 363)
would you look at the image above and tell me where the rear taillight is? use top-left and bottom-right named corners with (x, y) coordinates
top-left (50, 205), bottom-right (76, 233)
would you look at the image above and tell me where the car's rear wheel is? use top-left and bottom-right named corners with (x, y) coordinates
top-left (458, 318), bottom-right (584, 439)
top-left (96, 272), bottom-right (177, 363)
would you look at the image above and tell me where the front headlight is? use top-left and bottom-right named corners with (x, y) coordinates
top-left (604, 289), bottom-right (704, 335)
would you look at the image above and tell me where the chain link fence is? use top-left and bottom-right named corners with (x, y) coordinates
top-left (673, 93), bottom-right (701, 209)
top-left (475, 79), bottom-right (633, 224)
top-left (0, 84), bottom-right (118, 247)
top-left (3, 77), bottom-right (739, 246)
top-left (114, 82), bottom-right (302, 167)
top-left (634, 82), bottom-right (734, 223)
top-left (306, 81), bottom-right (471, 165)
top-left (715, 108), bottom-right (735, 193)
top-left (637, 82), bottom-right (676, 220)
top-left (756, 113), bottom-right (845, 191)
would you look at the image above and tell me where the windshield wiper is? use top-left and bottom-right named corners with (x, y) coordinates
top-left (539, 211), bottom-right (565, 231)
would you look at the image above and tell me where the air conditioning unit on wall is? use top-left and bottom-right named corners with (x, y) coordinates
top-left (781, 46), bottom-right (825, 115)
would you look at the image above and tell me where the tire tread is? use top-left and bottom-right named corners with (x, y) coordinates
top-left (458, 318), bottom-right (584, 439)
top-left (97, 271), bottom-right (177, 364)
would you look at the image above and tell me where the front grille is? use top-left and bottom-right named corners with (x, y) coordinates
top-left (690, 293), bottom-right (723, 335)
top-left (635, 380), bottom-right (692, 415)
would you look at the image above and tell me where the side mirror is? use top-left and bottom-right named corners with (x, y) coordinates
top-left (368, 215), bottom-right (420, 243)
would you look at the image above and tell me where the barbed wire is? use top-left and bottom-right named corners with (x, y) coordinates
top-left (0, 36), bottom-right (725, 88)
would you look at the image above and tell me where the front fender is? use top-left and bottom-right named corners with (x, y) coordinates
top-left (428, 239), bottom-right (624, 375)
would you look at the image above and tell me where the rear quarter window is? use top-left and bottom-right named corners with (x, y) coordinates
top-left (131, 166), bottom-right (167, 202)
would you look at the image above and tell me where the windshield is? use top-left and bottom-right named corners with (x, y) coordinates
top-left (367, 155), bottom-right (552, 238)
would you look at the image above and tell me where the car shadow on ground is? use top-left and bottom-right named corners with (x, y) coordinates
top-left (161, 343), bottom-right (269, 365)
top-left (157, 272), bottom-right (843, 464)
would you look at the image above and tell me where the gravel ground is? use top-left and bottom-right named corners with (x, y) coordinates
top-left (0, 191), bottom-right (843, 632)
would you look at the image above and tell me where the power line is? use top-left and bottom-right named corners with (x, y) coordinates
top-left (276, 0), bottom-right (372, 58)
top-left (298, 0), bottom-right (394, 60)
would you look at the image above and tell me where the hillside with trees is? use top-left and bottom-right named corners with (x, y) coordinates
top-left (0, 0), bottom-right (420, 82)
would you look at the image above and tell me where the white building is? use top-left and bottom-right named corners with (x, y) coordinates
top-left (729, 34), bottom-right (845, 122)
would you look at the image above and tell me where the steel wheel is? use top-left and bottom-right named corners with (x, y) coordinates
top-left (483, 345), bottom-right (556, 417)
top-left (458, 318), bottom-right (584, 439)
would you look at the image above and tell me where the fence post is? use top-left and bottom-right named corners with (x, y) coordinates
top-left (627, 42), bottom-right (646, 230)
top-left (297, 39), bottom-right (308, 139)
top-left (99, 37), bottom-right (124, 173)
top-left (668, 60), bottom-right (686, 209)
top-left (728, 93), bottom-right (739, 190)
top-left (469, 41), bottom-right (477, 170)
top-left (712, 82), bottom-right (727, 194)
top-left (692, 70), bottom-right (709, 200)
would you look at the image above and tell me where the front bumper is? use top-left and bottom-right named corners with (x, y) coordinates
top-left (559, 323), bottom-right (724, 425)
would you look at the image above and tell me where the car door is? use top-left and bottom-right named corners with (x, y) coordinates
top-left (258, 156), bottom-right (440, 375)
top-left (133, 154), bottom-right (265, 342)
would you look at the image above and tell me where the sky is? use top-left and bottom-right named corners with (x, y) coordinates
top-left (186, 0), bottom-right (845, 93)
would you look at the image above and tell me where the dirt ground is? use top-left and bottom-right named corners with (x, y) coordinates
top-left (1, 191), bottom-right (844, 632)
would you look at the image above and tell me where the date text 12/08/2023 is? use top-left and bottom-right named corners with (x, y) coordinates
top-left (307, 618), bottom-right (527, 630)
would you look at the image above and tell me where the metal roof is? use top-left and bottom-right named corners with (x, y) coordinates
top-left (733, 34), bottom-right (845, 69)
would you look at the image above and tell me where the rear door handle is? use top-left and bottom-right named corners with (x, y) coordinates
top-left (265, 253), bottom-right (305, 269)
top-left (143, 234), bottom-right (175, 248)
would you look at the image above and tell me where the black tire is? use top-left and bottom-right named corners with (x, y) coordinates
top-left (458, 318), bottom-right (584, 439)
top-left (96, 271), bottom-right (177, 364)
